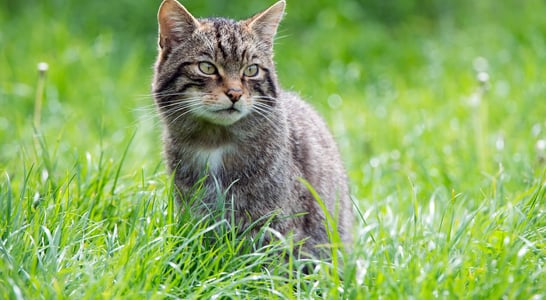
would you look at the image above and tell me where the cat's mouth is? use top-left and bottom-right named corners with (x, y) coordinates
top-left (216, 107), bottom-right (240, 114)
top-left (200, 105), bottom-right (246, 126)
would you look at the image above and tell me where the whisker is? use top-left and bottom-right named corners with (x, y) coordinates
top-left (251, 103), bottom-right (276, 127)
top-left (150, 91), bottom-right (190, 97)
top-left (134, 97), bottom-right (203, 113)
top-left (253, 102), bottom-right (274, 113)
top-left (162, 99), bottom-right (202, 115)
top-left (130, 106), bottom-right (164, 130)
top-left (157, 98), bottom-right (203, 108)
top-left (253, 95), bottom-right (277, 104)
top-left (252, 110), bottom-right (276, 128)
top-left (168, 107), bottom-right (199, 126)
top-left (161, 103), bottom-right (201, 121)
top-left (253, 95), bottom-right (277, 100)
top-left (134, 97), bottom-right (203, 124)
top-left (143, 90), bottom-right (214, 99)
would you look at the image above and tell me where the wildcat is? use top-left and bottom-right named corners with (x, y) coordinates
top-left (152, 0), bottom-right (353, 259)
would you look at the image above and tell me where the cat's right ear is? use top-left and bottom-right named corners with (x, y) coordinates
top-left (157, 0), bottom-right (199, 50)
top-left (244, 1), bottom-right (285, 45)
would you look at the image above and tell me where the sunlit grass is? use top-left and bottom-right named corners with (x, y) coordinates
top-left (1, 0), bottom-right (545, 298)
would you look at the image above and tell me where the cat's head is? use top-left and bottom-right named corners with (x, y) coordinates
top-left (153, 0), bottom-right (285, 127)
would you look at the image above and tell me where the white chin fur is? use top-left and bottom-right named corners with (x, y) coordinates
top-left (200, 110), bottom-right (247, 126)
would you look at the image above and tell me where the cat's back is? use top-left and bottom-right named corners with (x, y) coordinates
top-left (280, 91), bottom-right (352, 241)
top-left (281, 90), bottom-right (346, 175)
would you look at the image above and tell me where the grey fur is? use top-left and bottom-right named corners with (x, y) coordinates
top-left (153, 0), bottom-right (353, 259)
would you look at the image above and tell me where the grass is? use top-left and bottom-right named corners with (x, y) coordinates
top-left (1, 0), bottom-right (545, 298)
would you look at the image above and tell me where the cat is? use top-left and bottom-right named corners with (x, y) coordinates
top-left (152, 0), bottom-right (353, 260)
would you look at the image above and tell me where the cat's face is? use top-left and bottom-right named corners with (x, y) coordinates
top-left (153, 0), bottom-right (285, 127)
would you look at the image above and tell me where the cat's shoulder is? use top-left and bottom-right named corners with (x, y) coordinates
top-left (280, 90), bottom-right (324, 122)
top-left (280, 90), bottom-right (316, 111)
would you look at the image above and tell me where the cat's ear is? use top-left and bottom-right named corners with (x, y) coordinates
top-left (244, 1), bottom-right (285, 44)
top-left (157, 0), bottom-right (200, 50)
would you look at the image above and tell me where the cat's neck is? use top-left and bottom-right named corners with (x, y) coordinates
top-left (183, 122), bottom-right (235, 149)
top-left (167, 105), bottom-right (284, 148)
top-left (165, 107), bottom-right (289, 176)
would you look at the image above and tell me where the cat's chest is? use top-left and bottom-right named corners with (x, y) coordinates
top-left (193, 146), bottom-right (232, 174)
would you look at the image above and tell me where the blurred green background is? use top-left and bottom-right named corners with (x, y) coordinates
top-left (1, 0), bottom-right (545, 202)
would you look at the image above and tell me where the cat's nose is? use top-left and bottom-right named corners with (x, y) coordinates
top-left (225, 87), bottom-right (243, 103)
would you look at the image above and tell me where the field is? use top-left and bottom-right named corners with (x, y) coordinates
top-left (1, 0), bottom-right (545, 298)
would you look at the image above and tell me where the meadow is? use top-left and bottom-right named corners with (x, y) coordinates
top-left (1, 0), bottom-right (545, 298)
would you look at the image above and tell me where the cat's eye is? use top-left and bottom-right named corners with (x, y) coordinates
top-left (243, 64), bottom-right (259, 77)
top-left (198, 62), bottom-right (217, 75)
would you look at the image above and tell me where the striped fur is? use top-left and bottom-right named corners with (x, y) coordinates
top-left (152, 0), bottom-right (353, 260)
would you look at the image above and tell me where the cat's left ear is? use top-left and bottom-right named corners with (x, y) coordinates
top-left (158, 0), bottom-right (200, 50)
top-left (244, 1), bottom-right (286, 44)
